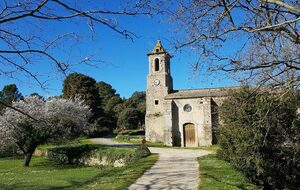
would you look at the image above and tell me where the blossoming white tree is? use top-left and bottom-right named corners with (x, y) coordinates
top-left (0, 96), bottom-right (91, 167)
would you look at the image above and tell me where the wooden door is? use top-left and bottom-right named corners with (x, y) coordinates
top-left (184, 123), bottom-right (195, 147)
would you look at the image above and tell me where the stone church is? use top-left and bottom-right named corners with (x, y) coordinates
top-left (145, 40), bottom-right (235, 147)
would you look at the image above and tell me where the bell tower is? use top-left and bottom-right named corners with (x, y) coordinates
top-left (145, 40), bottom-right (173, 142)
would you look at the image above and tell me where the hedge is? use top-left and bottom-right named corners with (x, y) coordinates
top-left (218, 87), bottom-right (300, 189)
top-left (47, 144), bottom-right (150, 166)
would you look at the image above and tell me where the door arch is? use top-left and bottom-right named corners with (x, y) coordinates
top-left (183, 123), bottom-right (195, 147)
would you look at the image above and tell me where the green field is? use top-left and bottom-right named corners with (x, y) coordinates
top-left (0, 154), bottom-right (158, 190)
top-left (198, 154), bottom-right (261, 190)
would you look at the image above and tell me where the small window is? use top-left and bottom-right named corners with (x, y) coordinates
top-left (156, 48), bottom-right (159, 52)
top-left (155, 100), bottom-right (159, 105)
top-left (154, 58), bottom-right (159, 71)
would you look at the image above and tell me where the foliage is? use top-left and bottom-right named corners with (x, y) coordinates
top-left (96, 81), bottom-right (124, 131)
top-left (105, 96), bottom-right (124, 114)
top-left (62, 73), bottom-right (102, 120)
top-left (116, 91), bottom-right (146, 130)
top-left (0, 154), bottom-right (158, 190)
top-left (63, 77), bottom-right (146, 134)
top-left (90, 115), bottom-right (114, 136)
top-left (96, 81), bottom-right (120, 106)
top-left (140, 0), bottom-right (300, 88)
top-left (0, 96), bottom-right (91, 166)
top-left (124, 91), bottom-right (146, 112)
top-left (116, 129), bottom-right (145, 136)
top-left (135, 144), bottom-right (151, 158)
top-left (117, 108), bottom-right (142, 130)
top-left (115, 129), bottom-right (145, 142)
top-left (47, 144), bottom-right (100, 164)
top-left (0, 143), bottom-right (19, 158)
top-left (30, 92), bottom-right (43, 99)
top-left (0, 84), bottom-right (23, 113)
top-left (47, 143), bottom-right (151, 165)
top-left (113, 136), bottom-right (166, 147)
top-left (218, 87), bottom-right (300, 189)
top-left (198, 154), bottom-right (260, 190)
top-left (115, 134), bottom-right (132, 141)
top-left (62, 73), bottom-right (111, 136)
top-left (0, 84), bottom-right (22, 156)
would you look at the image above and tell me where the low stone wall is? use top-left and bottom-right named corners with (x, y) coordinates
top-left (35, 144), bottom-right (151, 168)
top-left (80, 156), bottom-right (125, 167)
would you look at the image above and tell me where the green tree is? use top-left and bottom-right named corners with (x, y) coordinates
top-left (96, 81), bottom-right (123, 113)
top-left (96, 81), bottom-right (123, 131)
top-left (30, 92), bottom-right (44, 99)
top-left (117, 108), bottom-right (142, 130)
top-left (218, 87), bottom-right (300, 189)
top-left (105, 96), bottom-right (123, 114)
top-left (117, 91), bottom-right (146, 130)
top-left (126, 91), bottom-right (146, 127)
top-left (0, 84), bottom-right (23, 113)
top-left (62, 73), bottom-right (102, 122)
top-left (125, 91), bottom-right (146, 111)
top-left (96, 82), bottom-right (118, 102)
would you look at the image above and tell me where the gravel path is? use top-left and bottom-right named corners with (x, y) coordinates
top-left (91, 138), bottom-right (211, 190)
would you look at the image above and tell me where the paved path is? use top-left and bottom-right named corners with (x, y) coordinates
top-left (91, 138), bottom-right (211, 190)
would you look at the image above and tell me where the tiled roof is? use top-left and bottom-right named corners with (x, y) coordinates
top-left (165, 87), bottom-right (239, 99)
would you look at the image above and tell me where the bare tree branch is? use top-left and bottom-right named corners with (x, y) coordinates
top-left (141, 0), bottom-right (300, 89)
top-left (0, 0), bottom-right (149, 88)
top-left (0, 0), bottom-right (49, 24)
top-left (261, 0), bottom-right (300, 13)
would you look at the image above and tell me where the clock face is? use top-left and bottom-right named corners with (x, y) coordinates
top-left (154, 79), bottom-right (160, 86)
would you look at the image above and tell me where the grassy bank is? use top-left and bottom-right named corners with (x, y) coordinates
top-left (0, 154), bottom-right (158, 190)
top-left (198, 154), bottom-right (261, 190)
top-left (113, 137), bottom-right (166, 147)
top-left (114, 129), bottom-right (220, 151)
top-left (113, 137), bottom-right (219, 152)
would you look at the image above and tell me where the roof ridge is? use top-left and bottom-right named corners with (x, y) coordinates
top-left (172, 86), bottom-right (239, 92)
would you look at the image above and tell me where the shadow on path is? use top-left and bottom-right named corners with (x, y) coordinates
top-left (91, 138), bottom-right (212, 190)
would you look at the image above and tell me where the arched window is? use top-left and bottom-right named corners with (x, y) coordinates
top-left (154, 58), bottom-right (159, 71)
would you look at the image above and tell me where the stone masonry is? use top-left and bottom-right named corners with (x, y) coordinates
top-left (145, 40), bottom-right (235, 147)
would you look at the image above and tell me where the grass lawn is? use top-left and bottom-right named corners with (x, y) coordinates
top-left (113, 137), bottom-right (167, 147)
top-left (0, 154), bottom-right (158, 190)
top-left (113, 137), bottom-right (220, 152)
top-left (114, 129), bottom-right (220, 151)
top-left (37, 137), bottom-right (99, 151)
top-left (198, 154), bottom-right (261, 190)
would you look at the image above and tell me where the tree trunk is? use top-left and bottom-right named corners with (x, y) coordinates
top-left (23, 153), bottom-right (33, 167)
top-left (23, 146), bottom-right (37, 167)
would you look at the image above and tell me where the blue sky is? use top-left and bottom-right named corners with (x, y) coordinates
top-left (0, 1), bottom-right (239, 98)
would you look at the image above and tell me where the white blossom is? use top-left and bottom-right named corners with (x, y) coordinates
top-left (0, 96), bottom-right (91, 165)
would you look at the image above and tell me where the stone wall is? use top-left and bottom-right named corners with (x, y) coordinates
top-left (172, 97), bottom-right (212, 147)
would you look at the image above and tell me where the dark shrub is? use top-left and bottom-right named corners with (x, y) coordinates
top-left (47, 144), bottom-right (151, 166)
top-left (135, 145), bottom-right (151, 158)
top-left (115, 134), bottom-right (131, 141)
top-left (0, 144), bottom-right (19, 158)
top-left (117, 108), bottom-right (141, 130)
top-left (218, 87), bottom-right (300, 189)
top-left (47, 144), bottom-right (100, 164)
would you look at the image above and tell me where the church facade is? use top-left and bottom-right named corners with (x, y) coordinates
top-left (145, 40), bottom-right (234, 147)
